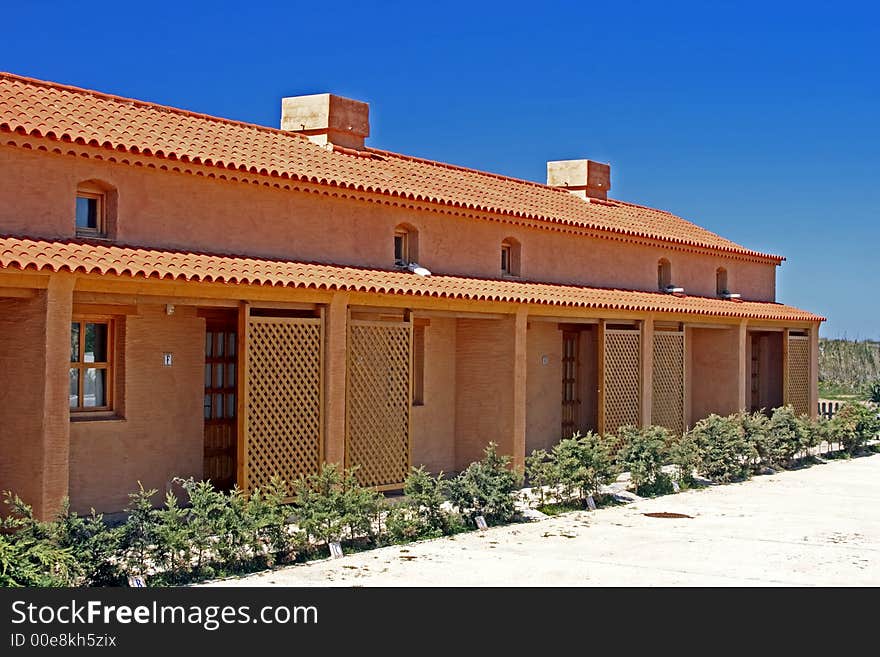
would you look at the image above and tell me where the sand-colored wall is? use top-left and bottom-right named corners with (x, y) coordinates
top-left (0, 295), bottom-right (49, 513)
top-left (0, 145), bottom-right (777, 300)
top-left (525, 322), bottom-right (562, 453)
top-left (0, 281), bottom-right (72, 518)
top-left (410, 317), bottom-right (457, 474)
top-left (688, 326), bottom-right (742, 424)
top-left (454, 318), bottom-right (515, 470)
top-left (69, 304), bottom-right (204, 513)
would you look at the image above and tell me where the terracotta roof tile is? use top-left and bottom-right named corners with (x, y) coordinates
top-left (0, 72), bottom-right (782, 262)
top-left (0, 237), bottom-right (822, 322)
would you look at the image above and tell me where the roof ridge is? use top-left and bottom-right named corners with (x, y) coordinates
top-left (0, 71), bottom-right (314, 144)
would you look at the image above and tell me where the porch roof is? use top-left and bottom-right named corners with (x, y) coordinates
top-left (0, 236), bottom-right (824, 322)
top-left (0, 72), bottom-right (783, 263)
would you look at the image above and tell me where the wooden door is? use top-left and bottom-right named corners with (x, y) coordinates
top-left (561, 331), bottom-right (580, 438)
top-left (204, 321), bottom-right (237, 491)
top-left (750, 334), bottom-right (761, 412)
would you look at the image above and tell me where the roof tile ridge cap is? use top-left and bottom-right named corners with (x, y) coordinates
top-left (363, 147), bottom-right (569, 193)
top-left (0, 71), bottom-right (313, 143)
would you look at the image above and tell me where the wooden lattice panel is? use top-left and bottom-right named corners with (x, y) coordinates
top-left (786, 335), bottom-right (810, 416)
top-left (603, 329), bottom-right (641, 440)
top-left (244, 317), bottom-right (323, 495)
top-left (652, 331), bottom-right (685, 436)
top-left (346, 320), bottom-right (412, 489)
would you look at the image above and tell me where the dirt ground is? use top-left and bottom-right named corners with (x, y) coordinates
top-left (201, 452), bottom-right (880, 587)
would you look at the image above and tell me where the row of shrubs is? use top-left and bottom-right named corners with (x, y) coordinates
top-left (527, 402), bottom-right (880, 503)
top-left (0, 445), bottom-right (522, 588)
top-left (2, 402), bottom-right (877, 588)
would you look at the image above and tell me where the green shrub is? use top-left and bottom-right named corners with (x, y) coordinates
top-left (764, 406), bottom-right (811, 468)
top-left (445, 443), bottom-right (522, 526)
top-left (617, 426), bottom-right (674, 496)
top-left (51, 500), bottom-right (122, 586)
top-left (0, 493), bottom-right (79, 587)
top-left (550, 431), bottom-right (613, 502)
top-left (152, 490), bottom-right (192, 582)
top-left (688, 414), bottom-right (753, 483)
top-left (246, 477), bottom-right (301, 564)
top-left (811, 415), bottom-right (835, 455)
top-left (868, 380), bottom-right (880, 404)
top-left (831, 402), bottom-right (880, 454)
top-left (385, 505), bottom-right (435, 543)
top-left (178, 479), bottom-right (229, 575)
top-left (291, 464), bottom-right (348, 547)
top-left (119, 482), bottom-right (160, 577)
top-left (669, 432), bottom-right (699, 487)
top-left (525, 448), bottom-right (557, 507)
top-left (291, 464), bottom-right (383, 549)
top-left (340, 469), bottom-right (386, 543)
top-left (737, 410), bottom-right (769, 472)
top-left (402, 467), bottom-right (461, 536)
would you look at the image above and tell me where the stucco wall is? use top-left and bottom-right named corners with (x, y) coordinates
top-left (525, 322), bottom-right (562, 453)
top-left (69, 304), bottom-right (204, 513)
top-left (0, 295), bottom-right (48, 512)
top-left (454, 318), bottom-right (514, 470)
top-left (688, 326), bottom-right (741, 424)
top-left (410, 317), bottom-right (456, 474)
top-left (0, 145), bottom-right (777, 300)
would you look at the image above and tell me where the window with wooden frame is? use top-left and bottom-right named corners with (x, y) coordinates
top-left (394, 223), bottom-right (419, 266)
top-left (69, 319), bottom-right (114, 412)
top-left (412, 324), bottom-right (425, 406)
top-left (394, 229), bottom-right (409, 265)
top-left (500, 237), bottom-right (521, 277)
top-left (716, 267), bottom-right (728, 296)
top-left (658, 258), bottom-right (672, 290)
top-left (75, 185), bottom-right (107, 238)
top-left (501, 242), bottom-right (512, 275)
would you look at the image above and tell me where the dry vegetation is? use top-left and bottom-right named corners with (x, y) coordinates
top-left (819, 338), bottom-right (880, 399)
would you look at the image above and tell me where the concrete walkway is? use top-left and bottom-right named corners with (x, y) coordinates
top-left (202, 453), bottom-right (880, 587)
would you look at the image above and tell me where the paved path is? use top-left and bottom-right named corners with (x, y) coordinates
top-left (202, 453), bottom-right (880, 586)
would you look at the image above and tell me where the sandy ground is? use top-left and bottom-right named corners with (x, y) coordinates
top-left (201, 453), bottom-right (880, 587)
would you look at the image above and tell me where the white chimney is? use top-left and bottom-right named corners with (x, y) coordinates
top-left (281, 93), bottom-right (370, 150)
top-left (547, 159), bottom-right (611, 201)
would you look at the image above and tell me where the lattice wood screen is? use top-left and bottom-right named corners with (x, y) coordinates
top-left (346, 319), bottom-right (412, 489)
top-left (652, 331), bottom-right (685, 436)
top-left (603, 329), bottom-right (641, 439)
top-left (244, 316), bottom-right (323, 496)
top-left (786, 335), bottom-right (810, 416)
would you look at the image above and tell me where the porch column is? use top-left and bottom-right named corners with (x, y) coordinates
top-left (0, 274), bottom-right (75, 519)
top-left (640, 315), bottom-right (654, 427)
top-left (736, 320), bottom-right (749, 412)
top-left (511, 307), bottom-right (527, 470)
top-left (41, 274), bottom-right (75, 518)
top-left (324, 292), bottom-right (349, 466)
top-left (809, 323), bottom-right (820, 419)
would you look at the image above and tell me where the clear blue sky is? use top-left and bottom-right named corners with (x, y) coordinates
top-left (2, 1), bottom-right (877, 338)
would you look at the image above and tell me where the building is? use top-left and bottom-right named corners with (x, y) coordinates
top-left (0, 73), bottom-right (824, 518)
